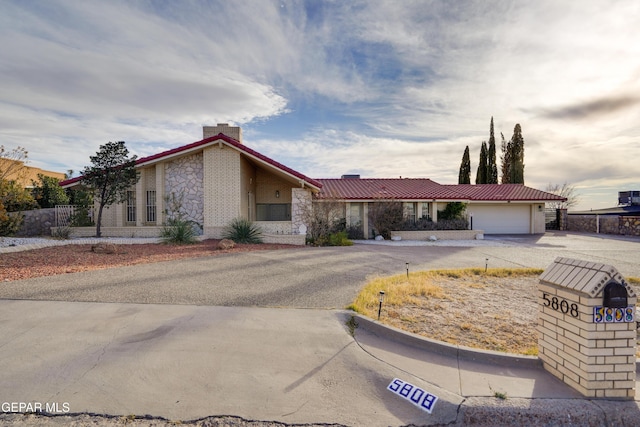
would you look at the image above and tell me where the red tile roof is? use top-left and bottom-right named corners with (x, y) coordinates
top-left (60, 133), bottom-right (322, 189)
top-left (316, 179), bottom-right (565, 202)
top-left (447, 184), bottom-right (566, 201)
top-left (316, 178), bottom-right (467, 200)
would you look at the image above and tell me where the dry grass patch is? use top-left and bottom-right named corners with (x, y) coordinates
top-left (350, 268), bottom-right (537, 355)
top-left (351, 269), bottom-right (640, 356)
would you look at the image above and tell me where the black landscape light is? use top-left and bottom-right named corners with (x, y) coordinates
top-left (378, 291), bottom-right (385, 320)
top-left (485, 258), bottom-right (489, 272)
top-left (406, 262), bottom-right (409, 278)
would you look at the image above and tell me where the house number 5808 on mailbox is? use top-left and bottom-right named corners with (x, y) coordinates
top-left (594, 281), bottom-right (635, 323)
top-left (542, 293), bottom-right (579, 318)
top-left (593, 306), bottom-right (635, 323)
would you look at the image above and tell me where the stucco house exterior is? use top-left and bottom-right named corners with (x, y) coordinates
top-left (59, 124), bottom-right (564, 243)
top-left (316, 177), bottom-right (565, 237)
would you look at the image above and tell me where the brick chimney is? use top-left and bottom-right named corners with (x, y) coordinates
top-left (203, 123), bottom-right (242, 143)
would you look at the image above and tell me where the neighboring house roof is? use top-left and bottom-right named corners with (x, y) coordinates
top-left (568, 205), bottom-right (640, 216)
top-left (0, 158), bottom-right (65, 188)
top-left (316, 179), bottom-right (565, 202)
top-left (60, 133), bottom-right (322, 190)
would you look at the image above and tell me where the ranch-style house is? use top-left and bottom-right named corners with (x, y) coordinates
top-left (60, 124), bottom-right (565, 244)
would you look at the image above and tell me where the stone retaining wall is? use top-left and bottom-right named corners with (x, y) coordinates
top-left (390, 230), bottom-right (484, 241)
top-left (15, 208), bottom-right (56, 236)
top-left (620, 216), bottom-right (640, 236)
top-left (568, 215), bottom-right (640, 236)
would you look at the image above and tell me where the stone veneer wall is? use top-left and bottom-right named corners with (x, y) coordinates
top-left (15, 208), bottom-right (56, 236)
top-left (165, 153), bottom-right (204, 226)
top-left (568, 215), bottom-right (640, 236)
top-left (291, 188), bottom-right (312, 234)
top-left (619, 216), bottom-right (640, 236)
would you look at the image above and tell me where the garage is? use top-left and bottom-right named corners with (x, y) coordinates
top-left (468, 204), bottom-right (531, 234)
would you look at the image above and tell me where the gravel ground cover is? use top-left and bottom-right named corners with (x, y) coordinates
top-left (0, 238), bottom-right (296, 282)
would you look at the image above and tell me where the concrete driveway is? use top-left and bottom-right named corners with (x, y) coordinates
top-left (1, 232), bottom-right (639, 426)
top-left (1, 232), bottom-right (639, 308)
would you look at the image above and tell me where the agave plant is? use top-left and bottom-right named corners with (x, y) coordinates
top-left (222, 218), bottom-right (263, 244)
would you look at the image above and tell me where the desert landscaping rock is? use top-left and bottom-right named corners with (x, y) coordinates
top-left (217, 238), bottom-right (236, 250)
top-left (91, 242), bottom-right (118, 254)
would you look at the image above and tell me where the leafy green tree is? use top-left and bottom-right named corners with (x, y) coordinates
top-left (0, 180), bottom-right (36, 236)
top-left (509, 124), bottom-right (525, 184)
top-left (64, 168), bottom-right (94, 223)
top-left (439, 202), bottom-right (467, 220)
top-left (475, 141), bottom-right (487, 184)
top-left (458, 145), bottom-right (471, 184)
top-left (0, 179), bottom-right (36, 212)
top-left (31, 174), bottom-right (69, 208)
top-left (81, 141), bottom-right (139, 237)
top-left (0, 145), bottom-right (36, 235)
top-left (486, 117), bottom-right (498, 184)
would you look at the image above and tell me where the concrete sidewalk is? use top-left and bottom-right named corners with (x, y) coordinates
top-left (354, 315), bottom-right (640, 426)
top-left (1, 299), bottom-right (639, 426)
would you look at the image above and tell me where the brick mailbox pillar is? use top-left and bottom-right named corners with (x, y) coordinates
top-left (538, 257), bottom-right (637, 399)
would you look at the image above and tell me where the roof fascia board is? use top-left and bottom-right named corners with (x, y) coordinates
top-left (136, 143), bottom-right (214, 168)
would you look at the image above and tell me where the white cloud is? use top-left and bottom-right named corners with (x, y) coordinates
top-left (1, 0), bottom-right (639, 211)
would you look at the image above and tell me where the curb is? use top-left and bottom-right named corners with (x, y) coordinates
top-left (354, 314), bottom-right (640, 372)
top-left (354, 313), bottom-right (541, 369)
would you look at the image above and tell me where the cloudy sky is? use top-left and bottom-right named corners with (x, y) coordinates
top-left (1, 0), bottom-right (639, 210)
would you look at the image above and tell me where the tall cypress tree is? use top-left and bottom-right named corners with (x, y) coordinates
top-left (500, 132), bottom-right (511, 183)
top-left (486, 117), bottom-right (498, 184)
top-left (509, 124), bottom-right (525, 184)
top-left (458, 145), bottom-right (471, 184)
top-left (475, 141), bottom-right (487, 184)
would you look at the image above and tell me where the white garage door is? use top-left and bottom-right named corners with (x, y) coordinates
top-left (469, 204), bottom-right (531, 234)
